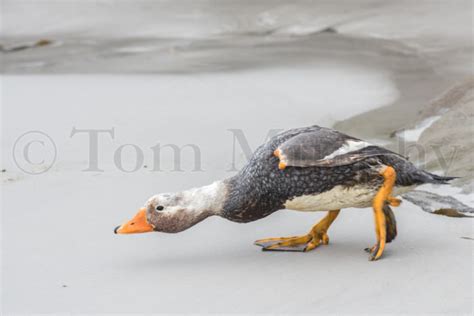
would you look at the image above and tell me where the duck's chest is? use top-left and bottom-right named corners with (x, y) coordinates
top-left (284, 184), bottom-right (377, 211)
top-left (283, 184), bottom-right (416, 212)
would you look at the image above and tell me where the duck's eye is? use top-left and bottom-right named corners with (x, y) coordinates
top-left (156, 205), bottom-right (164, 211)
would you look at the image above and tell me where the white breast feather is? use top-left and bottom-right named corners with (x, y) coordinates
top-left (284, 185), bottom-right (416, 212)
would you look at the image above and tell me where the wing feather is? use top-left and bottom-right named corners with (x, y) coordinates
top-left (275, 128), bottom-right (404, 168)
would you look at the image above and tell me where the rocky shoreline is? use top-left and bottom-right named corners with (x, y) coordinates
top-left (336, 78), bottom-right (474, 192)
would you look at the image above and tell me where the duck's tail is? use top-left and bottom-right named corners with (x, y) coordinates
top-left (396, 166), bottom-right (459, 186)
top-left (421, 172), bottom-right (459, 184)
top-left (382, 155), bottom-right (458, 186)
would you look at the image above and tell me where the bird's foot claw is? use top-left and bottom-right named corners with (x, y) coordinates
top-left (366, 243), bottom-right (383, 261)
top-left (255, 231), bottom-right (329, 252)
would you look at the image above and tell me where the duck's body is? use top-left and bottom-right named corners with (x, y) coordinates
top-left (221, 126), bottom-right (447, 222)
top-left (115, 125), bottom-right (455, 260)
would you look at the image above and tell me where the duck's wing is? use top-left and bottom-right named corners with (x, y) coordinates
top-left (274, 128), bottom-right (404, 168)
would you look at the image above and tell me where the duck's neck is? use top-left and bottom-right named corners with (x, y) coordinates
top-left (161, 181), bottom-right (228, 233)
top-left (182, 180), bottom-right (228, 217)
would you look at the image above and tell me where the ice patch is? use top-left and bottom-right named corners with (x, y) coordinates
top-left (420, 183), bottom-right (474, 207)
top-left (397, 115), bottom-right (442, 142)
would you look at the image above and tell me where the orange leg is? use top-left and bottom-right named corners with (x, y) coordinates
top-left (368, 166), bottom-right (397, 261)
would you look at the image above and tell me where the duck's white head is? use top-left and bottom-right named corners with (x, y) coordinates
top-left (114, 181), bottom-right (227, 234)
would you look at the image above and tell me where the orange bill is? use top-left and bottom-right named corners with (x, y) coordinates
top-left (114, 208), bottom-right (154, 234)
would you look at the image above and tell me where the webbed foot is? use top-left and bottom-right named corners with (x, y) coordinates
top-left (255, 230), bottom-right (330, 252)
top-left (364, 243), bottom-right (384, 261)
top-left (367, 166), bottom-right (398, 261)
top-left (254, 210), bottom-right (340, 253)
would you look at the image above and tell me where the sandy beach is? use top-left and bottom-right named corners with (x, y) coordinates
top-left (1, 1), bottom-right (473, 314)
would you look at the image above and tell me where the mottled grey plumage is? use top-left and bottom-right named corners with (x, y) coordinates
top-left (221, 125), bottom-right (455, 223)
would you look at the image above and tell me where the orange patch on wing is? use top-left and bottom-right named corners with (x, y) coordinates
top-left (273, 148), bottom-right (281, 158)
top-left (274, 148), bottom-right (287, 170)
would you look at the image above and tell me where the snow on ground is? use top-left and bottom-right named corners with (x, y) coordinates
top-left (397, 116), bottom-right (442, 143)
